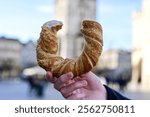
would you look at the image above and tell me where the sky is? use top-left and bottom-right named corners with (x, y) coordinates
top-left (97, 0), bottom-right (141, 50)
top-left (0, 0), bottom-right (141, 51)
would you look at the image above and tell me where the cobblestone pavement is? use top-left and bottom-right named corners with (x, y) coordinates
top-left (0, 79), bottom-right (64, 100)
top-left (0, 80), bottom-right (150, 100)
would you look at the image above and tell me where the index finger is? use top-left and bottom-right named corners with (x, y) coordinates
top-left (54, 72), bottom-right (74, 91)
top-left (46, 71), bottom-right (57, 83)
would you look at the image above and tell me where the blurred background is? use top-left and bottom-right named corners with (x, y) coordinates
top-left (0, 0), bottom-right (150, 100)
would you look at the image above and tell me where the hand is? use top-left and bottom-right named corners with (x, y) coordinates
top-left (46, 71), bottom-right (107, 100)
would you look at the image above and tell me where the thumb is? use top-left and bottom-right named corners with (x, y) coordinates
top-left (81, 71), bottom-right (102, 88)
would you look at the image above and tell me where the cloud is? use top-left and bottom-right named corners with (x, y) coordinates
top-left (36, 5), bottom-right (54, 14)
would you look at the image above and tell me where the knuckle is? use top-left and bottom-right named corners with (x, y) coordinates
top-left (76, 93), bottom-right (85, 100)
top-left (59, 74), bottom-right (67, 83)
top-left (73, 81), bottom-right (83, 88)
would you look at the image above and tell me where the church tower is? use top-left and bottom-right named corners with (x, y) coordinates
top-left (55, 0), bottom-right (96, 58)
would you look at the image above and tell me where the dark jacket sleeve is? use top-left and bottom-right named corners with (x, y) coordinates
top-left (104, 85), bottom-right (130, 100)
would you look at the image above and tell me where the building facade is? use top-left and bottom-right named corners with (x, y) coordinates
top-left (0, 37), bottom-right (37, 79)
top-left (20, 40), bottom-right (37, 68)
top-left (0, 37), bottom-right (22, 78)
top-left (55, 0), bottom-right (96, 58)
top-left (131, 0), bottom-right (150, 91)
top-left (97, 49), bottom-right (131, 70)
top-left (0, 37), bottom-right (22, 66)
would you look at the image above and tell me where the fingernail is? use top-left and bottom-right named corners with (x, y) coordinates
top-left (67, 72), bottom-right (73, 78)
top-left (82, 80), bottom-right (87, 86)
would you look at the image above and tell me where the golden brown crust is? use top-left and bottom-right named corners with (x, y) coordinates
top-left (36, 20), bottom-right (103, 77)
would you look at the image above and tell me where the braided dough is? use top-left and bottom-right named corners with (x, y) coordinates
top-left (36, 20), bottom-right (103, 77)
